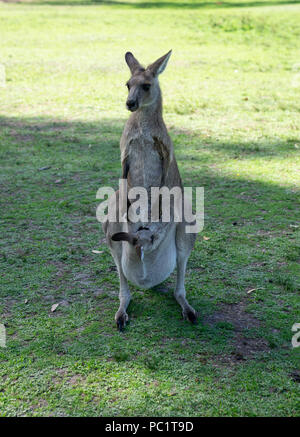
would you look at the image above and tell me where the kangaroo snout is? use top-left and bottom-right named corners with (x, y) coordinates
top-left (126, 99), bottom-right (138, 111)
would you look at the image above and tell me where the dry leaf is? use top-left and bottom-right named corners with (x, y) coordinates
top-left (247, 288), bottom-right (264, 294)
top-left (51, 303), bottom-right (59, 312)
top-left (92, 250), bottom-right (103, 254)
top-left (203, 236), bottom-right (210, 241)
top-left (24, 299), bottom-right (28, 304)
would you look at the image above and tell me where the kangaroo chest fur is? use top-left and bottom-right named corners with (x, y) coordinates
top-left (127, 136), bottom-right (163, 191)
top-left (121, 224), bottom-right (177, 289)
top-left (119, 111), bottom-right (177, 288)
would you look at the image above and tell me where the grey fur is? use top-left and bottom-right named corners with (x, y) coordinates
top-left (102, 52), bottom-right (197, 330)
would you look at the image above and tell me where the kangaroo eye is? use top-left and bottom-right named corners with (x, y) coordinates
top-left (126, 83), bottom-right (130, 90)
top-left (142, 84), bottom-right (151, 91)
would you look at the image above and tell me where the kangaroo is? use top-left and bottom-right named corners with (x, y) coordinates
top-left (102, 51), bottom-right (197, 331)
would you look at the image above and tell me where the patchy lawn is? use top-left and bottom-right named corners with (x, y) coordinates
top-left (0, 0), bottom-right (299, 416)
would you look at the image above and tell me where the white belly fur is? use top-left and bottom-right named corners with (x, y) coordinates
top-left (121, 226), bottom-right (177, 289)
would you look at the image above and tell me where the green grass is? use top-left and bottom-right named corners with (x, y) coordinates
top-left (0, 0), bottom-right (300, 417)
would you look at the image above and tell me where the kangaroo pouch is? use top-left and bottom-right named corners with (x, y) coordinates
top-left (121, 225), bottom-right (177, 289)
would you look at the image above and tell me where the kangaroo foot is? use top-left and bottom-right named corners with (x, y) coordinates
top-left (182, 306), bottom-right (198, 324)
top-left (115, 311), bottom-right (129, 332)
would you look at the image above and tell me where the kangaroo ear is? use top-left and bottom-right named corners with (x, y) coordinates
top-left (125, 52), bottom-right (144, 75)
top-left (147, 50), bottom-right (172, 77)
top-left (111, 232), bottom-right (137, 245)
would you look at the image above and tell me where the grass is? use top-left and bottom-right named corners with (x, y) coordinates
top-left (0, 0), bottom-right (299, 417)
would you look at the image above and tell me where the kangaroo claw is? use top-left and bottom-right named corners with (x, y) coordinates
top-left (182, 308), bottom-right (198, 324)
top-left (115, 312), bottom-right (128, 332)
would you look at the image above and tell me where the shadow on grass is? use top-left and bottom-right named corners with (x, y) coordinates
top-left (11, 0), bottom-right (300, 9)
top-left (0, 114), bottom-right (299, 365)
top-left (1, 114), bottom-right (298, 160)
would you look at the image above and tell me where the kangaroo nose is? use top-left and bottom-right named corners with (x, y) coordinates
top-left (127, 99), bottom-right (136, 109)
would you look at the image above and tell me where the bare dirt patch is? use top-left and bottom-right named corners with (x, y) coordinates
top-left (67, 374), bottom-right (84, 386)
top-left (204, 300), bottom-right (270, 362)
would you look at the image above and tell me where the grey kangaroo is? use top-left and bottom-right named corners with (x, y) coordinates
top-left (102, 50), bottom-right (197, 331)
